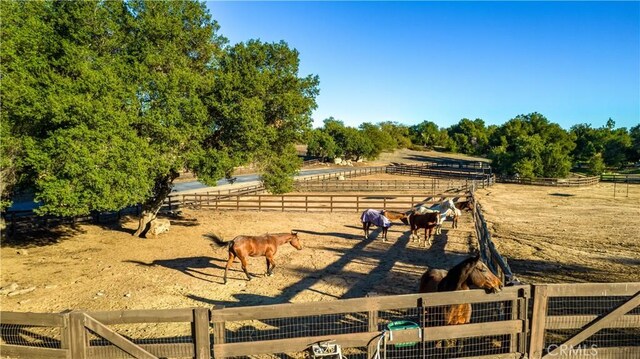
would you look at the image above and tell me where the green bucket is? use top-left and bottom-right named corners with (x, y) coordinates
top-left (386, 320), bottom-right (421, 348)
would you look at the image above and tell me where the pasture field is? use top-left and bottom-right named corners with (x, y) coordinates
top-left (475, 182), bottom-right (640, 283)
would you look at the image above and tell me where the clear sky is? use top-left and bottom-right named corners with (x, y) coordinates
top-left (206, 1), bottom-right (640, 130)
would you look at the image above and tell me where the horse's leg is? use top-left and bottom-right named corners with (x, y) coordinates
top-left (423, 228), bottom-right (428, 247)
top-left (224, 252), bottom-right (236, 285)
top-left (382, 227), bottom-right (387, 242)
top-left (363, 223), bottom-right (368, 240)
top-left (239, 255), bottom-right (251, 281)
top-left (266, 254), bottom-right (276, 276)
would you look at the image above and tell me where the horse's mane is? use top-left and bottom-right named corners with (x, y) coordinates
top-left (437, 256), bottom-right (480, 292)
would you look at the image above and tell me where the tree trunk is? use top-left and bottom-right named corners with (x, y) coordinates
top-left (133, 171), bottom-right (179, 238)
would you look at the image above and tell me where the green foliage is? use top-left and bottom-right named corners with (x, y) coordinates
top-left (602, 128), bottom-right (632, 168)
top-left (379, 122), bottom-right (412, 148)
top-left (488, 113), bottom-right (574, 178)
top-left (410, 121), bottom-right (439, 148)
top-left (360, 122), bottom-right (395, 157)
top-left (203, 39), bottom-right (319, 186)
top-left (587, 153), bottom-right (606, 176)
top-left (572, 120), bottom-right (635, 169)
top-left (2, 0), bottom-right (318, 217)
top-left (631, 124), bottom-right (640, 162)
top-left (306, 129), bottom-right (338, 160)
top-left (259, 145), bottom-right (301, 194)
top-left (317, 117), bottom-right (376, 160)
top-left (342, 127), bottom-right (375, 160)
top-left (447, 118), bottom-right (489, 156)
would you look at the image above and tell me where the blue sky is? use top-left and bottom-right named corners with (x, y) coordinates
top-left (206, 1), bottom-right (640, 130)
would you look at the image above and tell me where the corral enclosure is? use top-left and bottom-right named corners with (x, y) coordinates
top-left (1, 170), bottom-right (639, 358)
top-left (0, 174), bottom-right (479, 315)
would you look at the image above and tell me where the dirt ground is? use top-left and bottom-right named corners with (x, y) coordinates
top-left (1, 172), bottom-right (478, 317)
top-left (1, 148), bottom-right (637, 321)
top-left (475, 182), bottom-right (640, 284)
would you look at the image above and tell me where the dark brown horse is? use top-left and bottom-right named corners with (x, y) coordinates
top-left (455, 200), bottom-right (473, 212)
top-left (207, 232), bottom-right (302, 284)
top-left (419, 255), bottom-right (503, 349)
top-left (408, 211), bottom-right (440, 247)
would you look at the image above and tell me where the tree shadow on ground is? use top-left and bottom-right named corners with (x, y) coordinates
top-left (124, 256), bottom-right (226, 283)
top-left (601, 256), bottom-right (640, 267)
top-left (506, 258), bottom-right (608, 283)
top-left (1, 224), bottom-right (85, 248)
top-left (292, 228), bottom-right (360, 241)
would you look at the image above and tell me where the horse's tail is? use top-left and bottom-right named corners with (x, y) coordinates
top-left (204, 233), bottom-right (229, 248)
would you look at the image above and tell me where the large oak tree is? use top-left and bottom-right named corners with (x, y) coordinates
top-left (2, 0), bottom-right (319, 236)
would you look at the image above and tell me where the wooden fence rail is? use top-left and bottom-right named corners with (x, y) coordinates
top-left (293, 179), bottom-right (471, 193)
top-left (171, 192), bottom-right (471, 213)
top-left (471, 191), bottom-right (514, 285)
top-left (2, 283), bottom-right (638, 359)
top-left (600, 174), bottom-right (640, 184)
top-left (386, 164), bottom-right (494, 183)
top-left (497, 176), bottom-right (600, 187)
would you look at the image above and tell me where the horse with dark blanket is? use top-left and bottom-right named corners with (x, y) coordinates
top-left (361, 209), bottom-right (392, 241)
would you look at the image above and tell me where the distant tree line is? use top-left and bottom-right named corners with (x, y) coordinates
top-left (308, 112), bottom-right (640, 178)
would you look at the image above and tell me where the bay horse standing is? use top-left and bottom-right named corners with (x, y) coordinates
top-left (207, 231), bottom-right (302, 284)
top-left (419, 255), bottom-right (503, 349)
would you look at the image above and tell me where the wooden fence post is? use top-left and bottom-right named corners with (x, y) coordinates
top-left (529, 285), bottom-right (549, 359)
top-left (367, 309), bottom-right (379, 358)
top-left (60, 312), bottom-right (70, 353)
top-left (68, 311), bottom-right (87, 359)
top-left (193, 307), bottom-right (211, 359)
top-left (212, 306), bottom-right (226, 359)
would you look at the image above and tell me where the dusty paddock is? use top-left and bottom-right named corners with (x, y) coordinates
top-left (0, 196), bottom-right (476, 315)
top-left (2, 177), bottom-right (638, 318)
top-left (475, 182), bottom-right (640, 284)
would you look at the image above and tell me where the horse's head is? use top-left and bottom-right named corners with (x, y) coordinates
top-left (456, 200), bottom-right (473, 212)
top-left (289, 231), bottom-right (303, 250)
top-left (467, 255), bottom-right (503, 293)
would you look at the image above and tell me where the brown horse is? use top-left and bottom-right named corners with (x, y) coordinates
top-left (207, 232), bottom-right (302, 284)
top-left (419, 255), bottom-right (503, 349)
top-left (408, 211), bottom-right (440, 247)
top-left (455, 200), bottom-right (473, 212)
top-left (381, 210), bottom-right (410, 225)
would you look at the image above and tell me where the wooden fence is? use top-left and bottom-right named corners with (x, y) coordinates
top-left (386, 164), bottom-right (495, 188)
top-left (171, 192), bottom-right (471, 213)
top-left (600, 174), bottom-right (640, 184)
top-left (497, 176), bottom-right (600, 187)
top-left (293, 178), bottom-right (470, 193)
top-left (471, 191), bottom-right (514, 285)
top-left (2, 283), bottom-right (638, 359)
